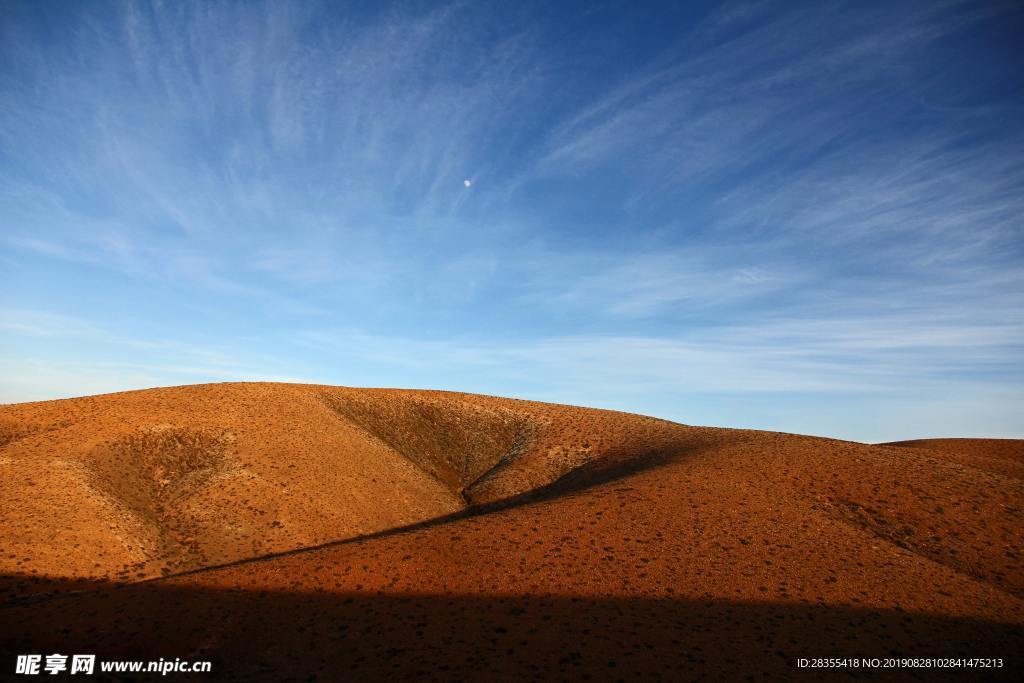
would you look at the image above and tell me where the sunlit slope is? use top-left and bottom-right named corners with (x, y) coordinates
top-left (0, 382), bottom-right (694, 596)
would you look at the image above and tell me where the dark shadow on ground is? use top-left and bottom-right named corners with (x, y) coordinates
top-left (1, 574), bottom-right (1020, 681)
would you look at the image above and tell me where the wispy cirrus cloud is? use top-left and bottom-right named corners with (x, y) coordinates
top-left (1, 0), bottom-right (1021, 440)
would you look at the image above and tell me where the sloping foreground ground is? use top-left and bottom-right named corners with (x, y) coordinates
top-left (0, 384), bottom-right (1022, 679)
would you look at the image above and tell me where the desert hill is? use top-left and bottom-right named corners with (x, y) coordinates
top-left (1, 383), bottom-right (1021, 679)
top-left (0, 382), bottom-right (692, 599)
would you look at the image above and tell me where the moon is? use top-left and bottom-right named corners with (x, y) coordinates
top-left (463, 179), bottom-right (472, 188)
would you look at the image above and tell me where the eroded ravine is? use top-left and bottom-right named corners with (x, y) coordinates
top-left (317, 389), bottom-right (538, 501)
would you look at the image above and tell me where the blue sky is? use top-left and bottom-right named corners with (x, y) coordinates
top-left (2, 0), bottom-right (1022, 442)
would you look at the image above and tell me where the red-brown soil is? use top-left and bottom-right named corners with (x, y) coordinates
top-left (882, 438), bottom-right (1024, 480)
top-left (1, 383), bottom-right (1021, 680)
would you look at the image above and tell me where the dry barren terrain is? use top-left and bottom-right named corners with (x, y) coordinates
top-left (1, 383), bottom-right (1021, 680)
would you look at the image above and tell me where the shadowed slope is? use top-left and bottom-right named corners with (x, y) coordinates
top-left (2, 578), bottom-right (1020, 681)
top-left (317, 388), bottom-right (536, 496)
